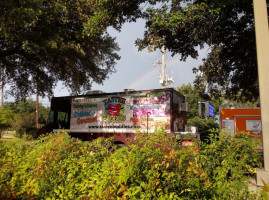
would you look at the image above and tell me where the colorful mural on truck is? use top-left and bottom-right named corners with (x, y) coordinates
top-left (70, 91), bottom-right (171, 133)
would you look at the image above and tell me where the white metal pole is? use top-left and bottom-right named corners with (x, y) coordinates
top-left (162, 44), bottom-right (166, 88)
top-left (253, 0), bottom-right (269, 185)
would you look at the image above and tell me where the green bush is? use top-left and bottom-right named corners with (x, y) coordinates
top-left (0, 129), bottom-right (265, 199)
top-left (187, 116), bottom-right (219, 142)
top-left (0, 108), bottom-right (15, 139)
top-left (198, 130), bottom-right (263, 199)
top-left (12, 113), bottom-right (35, 138)
top-left (0, 131), bottom-right (115, 199)
top-left (85, 129), bottom-right (263, 199)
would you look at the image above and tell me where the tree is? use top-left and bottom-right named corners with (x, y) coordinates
top-left (38, 105), bottom-right (50, 125)
top-left (5, 99), bottom-right (50, 125)
top-left (177, 83), bottom-right (201, 118)
top-left (0, 0), bottom-right (156, 98)
top-left (177, 83), bottom-right (260, 119)
top-left (136, 0), bottom-right (269, 102)
top-left (0, 67), bottom-right (4, 106)
top-left (177, 83), bottom-right (218, 141)
top-left (5, 99), bottom-right (36, 114)
top-left (0, 108), bottom-right (15, 138)
top-left (3, 99), bottom-right (50, 137)
top-left (177, 83), bottom-right (259, 141)
top-left (177, 83), bottom-right (224, 119)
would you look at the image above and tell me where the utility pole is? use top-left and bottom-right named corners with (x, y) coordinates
top-left (36, 91), bottom-right (39, 128)
top-left (1, 67), bottom-right (4, 107)
top-left (253, 0), bottom-right (269, 185)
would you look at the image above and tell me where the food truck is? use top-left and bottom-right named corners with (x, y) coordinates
top-left (38, 88), bottom-right (199, 145)
top-left (220, 107), bottom-right (262, 151)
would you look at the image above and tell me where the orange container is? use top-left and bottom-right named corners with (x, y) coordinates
top-left (220, 108), bottom-right (262, 151)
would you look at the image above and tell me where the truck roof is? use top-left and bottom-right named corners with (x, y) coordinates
top-left (51, 88), bottom-right (185, 100)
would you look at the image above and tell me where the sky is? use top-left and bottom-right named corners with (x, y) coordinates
top-left (6, 18), bottom-right (208, 107)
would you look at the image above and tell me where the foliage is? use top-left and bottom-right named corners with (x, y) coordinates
top-left (0, 131), bottom-right (115, 199)
top-left (4, 100), bottom-right (36, 115)
top-left (5, 99), bottom-right (50, 125)
top-left (12, 113), bottom-right (35, 138)
top-left (2, 0), bottom-right (267, 100)
top-left (218, 98), bottom-right (260, 109)
top-left (2, 99), bottom-right (50, 138)
top-left (176, 83), bottom-right (221, 118)
top-left (0, 129), bottom-right (266, 199)
top-left (188, 116), bottom-right (218, 142)
top-left (1, 0), bottom-right (156, 98)
top-left (177, 83), bottom-right (260, 143)
top-left (260, 179), bottom-right (269, 198)
top-left (0, 108), bottom-right (15, 138)
top-left (136, 0), bottom-right (269, 102)
top-left (177, 83), bottom-right (260, 120)
top-left (177, 83), bottom-right (201, 118)
top-left (198, 130), bottom-right (264, 198)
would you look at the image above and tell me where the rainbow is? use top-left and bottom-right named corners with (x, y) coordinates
top-left (125, 67), bottom-right (158, 89)
top-left (125, 55), bottom-right (181, 89)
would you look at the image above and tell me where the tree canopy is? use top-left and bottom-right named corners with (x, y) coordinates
top-left (136, 0), bottom-right (269, 102)
top-left (1, 99), bottom-right (50, 137)
top-left (177, 83), bottom-right (259, 119)
top-left (2, 0), bottom-right (267, 101)
top-left (0, 0), bottom-right (155, 98)
top-left (177, 83), bottom-right (201, 118)
top-left (177, 83), bottom-right (259, 141)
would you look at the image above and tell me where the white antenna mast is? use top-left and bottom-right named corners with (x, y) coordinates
top-left (157, 43), bottom-right (174, 88)
top-left (161, 44), bottom-right (166, 88)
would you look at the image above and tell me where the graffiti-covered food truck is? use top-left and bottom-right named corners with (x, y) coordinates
top-left (41, 88), bottom-right (198, 145)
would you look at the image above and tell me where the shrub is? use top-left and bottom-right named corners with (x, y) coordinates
top-left (0, 138), bottom-right (34, 198)
top-left (0, 108), bottom-right (15, 139)
top-left (0, 129), bottom-right (265, 199)
top-left (187, 116), bottom-right (219, 142)
top-left (12, 113), bottom-right (35, 138)
top-left (197, 130), bottom-right (263, 199)
top-left (86, 129), bottom-right (263, 199)
top-left (0, 131), bottom-right (115, 199)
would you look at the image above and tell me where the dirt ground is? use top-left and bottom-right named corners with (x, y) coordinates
top-left (247, 176), bottom-right (262, 194)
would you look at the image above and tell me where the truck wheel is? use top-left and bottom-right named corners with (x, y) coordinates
top-left (114, 142), bottom-right (125, 148)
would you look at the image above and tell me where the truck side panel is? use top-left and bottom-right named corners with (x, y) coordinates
top-left (70, 91), bottom-right (171, 139)
top-left (47, 88), bottom-right (188, 145)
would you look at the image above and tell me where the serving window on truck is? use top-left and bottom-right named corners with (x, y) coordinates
top-left (70, 91), bottom-right (171, 134)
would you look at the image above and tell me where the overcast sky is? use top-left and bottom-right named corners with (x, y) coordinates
top-left (6, 19), bottom-right (208, 106)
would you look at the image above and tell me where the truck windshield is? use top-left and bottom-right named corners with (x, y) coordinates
top-left (47, 111), bottom-right (54, 125)
top-left (57, 111), bottom-right (69, 129)
top-left (49, 97), bottom-right (71, 129)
